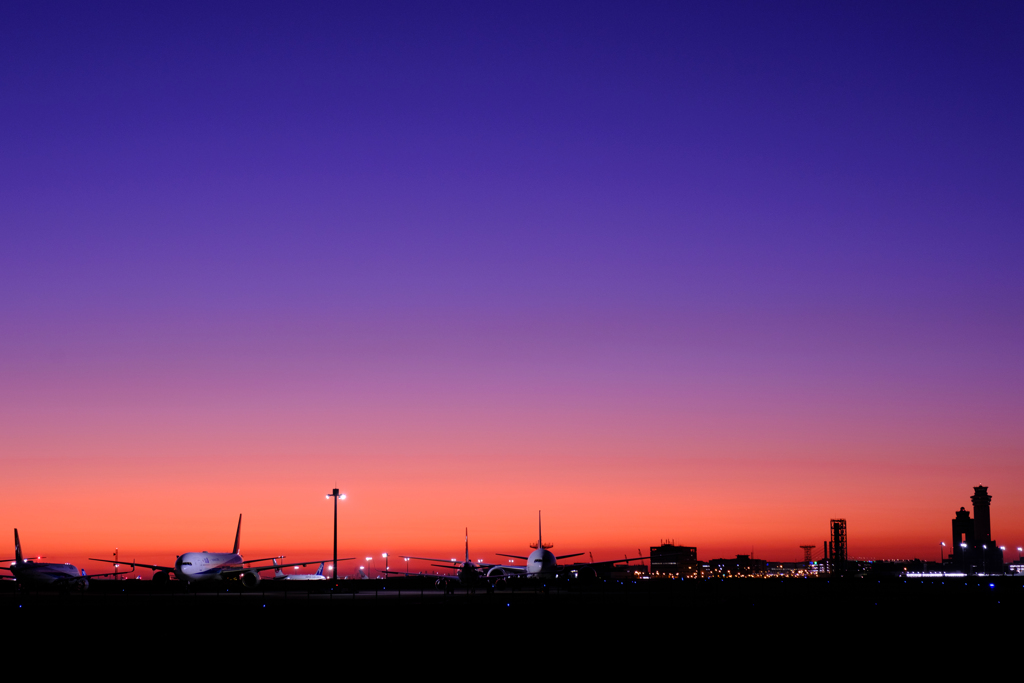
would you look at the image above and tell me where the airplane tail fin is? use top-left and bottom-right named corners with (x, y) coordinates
top-left (529, 511), bottom-right (553, 550)
top-left (272, 558), bottom-right (284, 578)
top-left (316, 562), bottom-right (324, 576)
top-left (232, 514), bottom-right (242, 554)
top-left (14, 529), bottom-right (22, 564)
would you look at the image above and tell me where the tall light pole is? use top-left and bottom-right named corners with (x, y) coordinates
top-left (940, 541), bottom-right (945, 568)
top-left (326, 488), bottom-right (346, 581)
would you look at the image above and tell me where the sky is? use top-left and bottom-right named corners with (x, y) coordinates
top-left (1, 2), bottom-right (1022, 571)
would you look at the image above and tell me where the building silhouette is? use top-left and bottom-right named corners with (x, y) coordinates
top-left (950, 485), bottom-right (1003, 573)
top-left (650, 542), bottom-right (699, 578)
top-left (707, 554), bottom-right (768, 577)
top-left (829, 519), bottom-right (847, 573)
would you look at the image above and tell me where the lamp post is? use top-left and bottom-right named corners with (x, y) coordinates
top-left (382, 552), bottom-right (389, 575)
top-left (1018, 547), bottom-right (1022, 563)
top-left (960, 542), bottom-right (968, 574)
top-left (326, 488), bottom-right (346, 581)
top-left (940, 541), bottom-right (945, 568)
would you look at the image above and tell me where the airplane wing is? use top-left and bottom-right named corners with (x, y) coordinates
top-left (88, 558), bottom-right (175, 572)
top-left (486, 566), bottom-right (528, 577)
top-left (395, 555), bottom-right (462, 564)
top-left (381, 569), bottom-right (455, 578)
top-left (555, 552), bottom-right (585, 560)
top-left (82, 568), bottom-right (135, 579)
top-left (243, 556), bottom-right (285, 564)
top-left (595, 555), bottom-right (650, 565)
top-left (496, 553), bottom-right (529, 560)
top-left (226, 558), bottom-right (355, 574)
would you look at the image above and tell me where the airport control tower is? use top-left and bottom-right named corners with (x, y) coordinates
top-left (971, 485), bottom-right (992, 544)
top-left (949, 485), bottom-right (1003, 573)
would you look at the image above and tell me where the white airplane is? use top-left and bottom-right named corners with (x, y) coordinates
top-left (487, 511), bottom-right (647, 586)
top-left (1, 529), bottom-right (128, 591)
top-left (90, 515), bottom-right (342, 587)
top-left (272, 559), bottom-right (327, 581)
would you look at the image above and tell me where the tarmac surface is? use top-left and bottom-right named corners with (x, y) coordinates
top-left (3, 576), bottom-right (1019, 669)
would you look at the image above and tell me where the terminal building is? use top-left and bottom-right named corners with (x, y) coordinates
top-left (707, 554), bottom-right (769, 577)
top-left (650, 542), bottom-right (700, 578)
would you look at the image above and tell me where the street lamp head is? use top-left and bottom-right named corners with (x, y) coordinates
top-left (382, 553), bottom-right (388, 558)
top-left (340, 494), bottom-right (346, 500)
top-left (961, 543), bottom-right (967, 548)
top-left (365, 557), bottom-right (371, 561)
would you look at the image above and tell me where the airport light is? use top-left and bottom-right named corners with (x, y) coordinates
top-left (382, 552), bottom-right (389, 574)
top-left (326, 488), bottom-right (346, 581)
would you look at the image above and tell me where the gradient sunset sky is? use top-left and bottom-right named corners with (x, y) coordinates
top-left (1, 2), bottom-right (1022, 571)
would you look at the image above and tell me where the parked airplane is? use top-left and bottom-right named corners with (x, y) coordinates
top-left (387, 528), bottom-right (495, 594)
top-left (487, 511), bottom-right (647, 588)
top-left (272, 559), bottom-right (327, 581)
top-left (90, 515), bottom-right (341, 586)
top-left (1, 529), bottom-right (129, 590)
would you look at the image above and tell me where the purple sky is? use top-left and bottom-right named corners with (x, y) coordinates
top-left (1, 2), bottom-right (1022, 559)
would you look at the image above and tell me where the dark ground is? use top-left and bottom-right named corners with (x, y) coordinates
top-left (3, 576), bottom-right (1019, 671)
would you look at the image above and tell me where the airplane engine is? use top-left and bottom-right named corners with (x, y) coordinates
top-left (240, 571), bottom-right (261, 588)
top-left (152, 570), bottom-right (170, 585)
top-left (486, 566), bottom-right (508, 578)
top-left (74, 578), bottom-right (89, 591)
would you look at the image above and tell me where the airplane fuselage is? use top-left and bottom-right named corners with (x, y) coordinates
top-left (175, 552), bottom-right (243, 581)
top-left (9, 561), bottom-right (88, 589)
top-left (276, 573), bottom-right (326, 581)
top-left (526, 548), bottom-right (558, 578)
